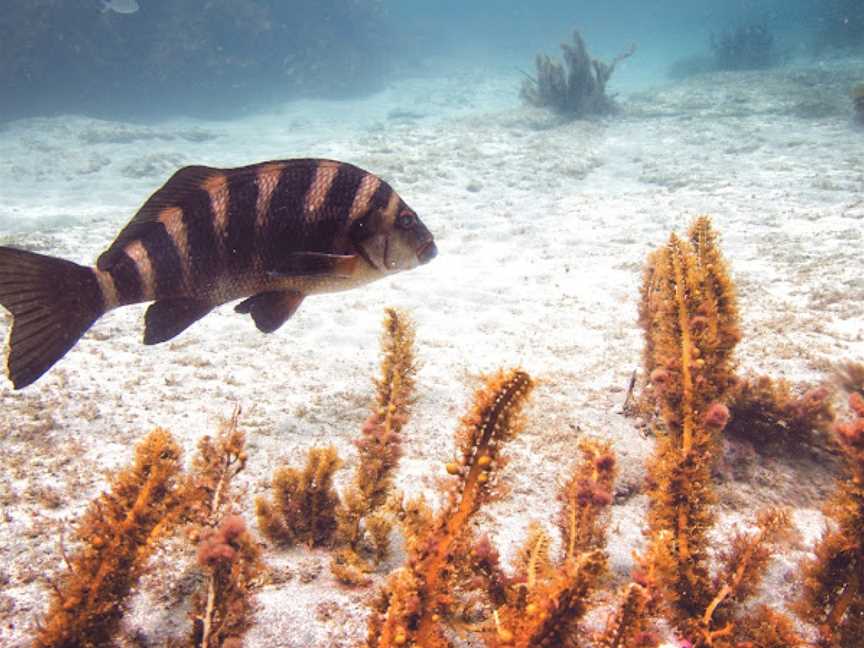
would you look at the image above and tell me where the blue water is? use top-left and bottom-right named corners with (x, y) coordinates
top-left (0, 0), bottom-right (860, 120)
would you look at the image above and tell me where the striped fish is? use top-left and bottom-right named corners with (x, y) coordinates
top-left (0, 158), bottom-right (437, 389)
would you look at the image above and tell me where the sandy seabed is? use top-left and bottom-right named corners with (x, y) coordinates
top-left (1, 56), bottom-right (863, 647)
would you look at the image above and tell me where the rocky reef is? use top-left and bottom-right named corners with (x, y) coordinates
top-left (0, 0), bottom-right (393, 119)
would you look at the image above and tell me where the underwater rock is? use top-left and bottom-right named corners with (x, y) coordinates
top-left (0, 0), bottom-right (395, 119)
top-left (710, 21), bottom-right (778, 71)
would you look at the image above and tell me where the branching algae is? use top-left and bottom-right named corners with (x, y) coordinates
top-left (36, 414), bottom-right (262, 648)
top-left (638, 216), bottom-right (804, 647)
top-left (256, 307), bottom-right (416, 585)
top-left (28, 217), bottom-right (864, 647)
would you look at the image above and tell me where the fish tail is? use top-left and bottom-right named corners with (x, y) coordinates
top-left (0, 246), bottom-right (105, 389)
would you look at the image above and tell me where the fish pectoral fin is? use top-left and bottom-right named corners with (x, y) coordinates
top-left (265, 252), bottom-right (358, 278)
top-left (144, 298), bottom-right (213, 345)
top-left (234, 290), bottom-right (304, 333)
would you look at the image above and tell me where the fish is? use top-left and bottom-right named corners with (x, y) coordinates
top-left (101, 0), bottom-right (139, 15)
top-left (0, 158), bottom-right (437, 389)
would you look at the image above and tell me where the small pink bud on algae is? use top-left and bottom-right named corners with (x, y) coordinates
top-left (650, 368), bottom-right (670, 385)
top-left (703, 402), bottom-right (730, 430)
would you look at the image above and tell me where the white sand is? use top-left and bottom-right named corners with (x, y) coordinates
top-left (1, 57), bottom-right (862, 646)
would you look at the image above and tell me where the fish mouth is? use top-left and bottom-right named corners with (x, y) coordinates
top-left (416, 239), bottom-right (437, 265)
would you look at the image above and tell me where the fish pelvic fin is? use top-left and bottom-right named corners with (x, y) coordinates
top-left (235, 290), bottom-right (304, 333)
top-left (143, 298), bottom-right (213, 345)
top-left (0, 246), bottom-right (105, 389)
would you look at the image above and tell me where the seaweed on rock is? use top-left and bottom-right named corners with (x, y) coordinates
top-left (520, 30), bottom-right (635, 118)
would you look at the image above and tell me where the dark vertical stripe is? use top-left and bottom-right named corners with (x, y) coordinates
top-left (324, 163), bottom-right (366, 219)
top-left (109, 253), bottom-right (143, 304)
top-left (368, 179), bottom-right (393, 214)
top-left (296, 162), bottom-right (365, 254)
top-left (140, 222), bottom-right (185, 299)
top-left (264, 162), bottom-right (317, 267)
top-left (225, 168), bottom-right (259, 271)
top-left (182, 188), bottom-right (220, 281)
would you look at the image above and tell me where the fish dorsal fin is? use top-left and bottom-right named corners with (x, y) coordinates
top-left (97, 165), bottom-right (223, 270)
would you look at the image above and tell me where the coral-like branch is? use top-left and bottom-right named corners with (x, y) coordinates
top-left (334, 308), bottom-right (416, 582)
top-left (367, 368), bottom-right (535, 647)
top-left (193, 514), bottom-right (262, 648)
top-left (639, 216), bottom-right (801, 646)
top-left (735, 605), bottom-right (806, 648)
top-left (415, 368), bottom-right (534, 644)
top-left (349, 307), bottom-right (415, 512)
top-left (640, 217), bottom-right (740, 631)
top-left (597, 583), bottom-right (658, 648)
top-left (493, 550), bottom-right (606, 648)
top-left (35, 428), bottom-right (183, 648)
top-left (558, 439), bottom-right (616, 561)
top-left (520, 29), bottom-right (635, 117)
top-left (701, 509), bottom-right (796, 641)
top-left (185, 406), bottom-right (248, 525)
top-left (836, 360), bottom-right (864, 395)
top-left (490, 437), bottom-right (617, 647)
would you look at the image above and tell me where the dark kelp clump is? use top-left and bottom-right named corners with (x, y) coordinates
top-left (797, 392), bottom-right (864, 645)
top-left (520, 29), bottom-right (635, 118)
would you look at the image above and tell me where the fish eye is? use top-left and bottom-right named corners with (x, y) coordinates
top-left (397, 211), bottom-right (416, 228)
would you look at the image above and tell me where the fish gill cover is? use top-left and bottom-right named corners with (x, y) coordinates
top-left (0, 0), bottom-right (395, 119)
